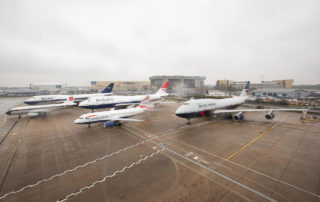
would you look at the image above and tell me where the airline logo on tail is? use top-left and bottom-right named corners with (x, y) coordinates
top-left (100, 83), bottom-right (114, 93)
top-left (139, 96), bottom-right (153, 110)
top-left (240, 81), bottom-right (250, 97)
top-left (156, 81), bottom-right (170, 95)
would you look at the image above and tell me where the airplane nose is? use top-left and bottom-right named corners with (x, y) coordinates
top-left (74, 119), bottom-right (80, 124)
top-left (6, 111), bottom-right (11, 115)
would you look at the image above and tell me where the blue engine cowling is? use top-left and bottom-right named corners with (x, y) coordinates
top-left (233, 112), bottom-right (244, 121)
top-left (104, 122), bottom-right (121, 127)
top-left (104, 122), bottom-right (116, 127)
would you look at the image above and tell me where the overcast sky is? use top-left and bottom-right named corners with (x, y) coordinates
top-left (0, 0), bottom-right (319, 87)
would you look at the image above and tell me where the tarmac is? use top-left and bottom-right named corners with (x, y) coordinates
top-left (0, 102), bottom-right (319, 202)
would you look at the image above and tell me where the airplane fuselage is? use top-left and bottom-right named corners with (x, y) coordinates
top-left (175, 96), bottom-right (246, 119)
top-left (79, 94), bottom-right (162, 109)
top-left (74, 107), bottom-right (145, 124)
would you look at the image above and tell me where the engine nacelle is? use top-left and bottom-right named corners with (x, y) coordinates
top-left (233, 112), bottom-right (244, 121)
top-left (27, 112), bottom-right (39, 117)
top-left (265, 112), bottom-right (275, 120)
top-left (104, 122), bottom-right (122, 127)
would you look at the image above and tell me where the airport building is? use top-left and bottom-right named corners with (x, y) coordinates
top-left (251, 88), bottom-right (309, 99)
top-left (216, 79), bottom-right (294, 90)
top-left (150, 75), bottom-right (206, 96)
top-left (91, 81), bottom-right (152, 95)
top-left (30, 83), bottom-right (67, 92)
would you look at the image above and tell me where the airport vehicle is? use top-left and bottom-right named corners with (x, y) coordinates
top-left (6, 97), bottom-right (76, 118)
top-left (24, 83), bottom-right (114, 105)
top-left (78, 81), bottom-right (169, 111)
top-left (74, 96), bottom-right (153, 128)
top-left (175, 81), bottom-right (308, 124)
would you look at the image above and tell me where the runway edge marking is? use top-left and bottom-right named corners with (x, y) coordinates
top-left (123, 126), bottom-right (278, 202)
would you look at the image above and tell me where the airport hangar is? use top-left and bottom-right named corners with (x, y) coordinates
top-left (90, 75), bottom-right (206, 96)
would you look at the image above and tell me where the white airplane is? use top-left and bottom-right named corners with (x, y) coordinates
top-left (175, 81), bottom-right (308, 124)
top-left (6, 97), bottom-right (77, 118)
top-left (74, 96), bottom-right (154, 128)
top-left (78, 81), bottom-right (170, 111)
top-left (24, 83), bottom-right (114, 105)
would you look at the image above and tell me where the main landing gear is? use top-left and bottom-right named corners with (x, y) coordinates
top-left (88, 123), bottom-right (91, 128)
top-left (186, 118), bottom-right (192, 125)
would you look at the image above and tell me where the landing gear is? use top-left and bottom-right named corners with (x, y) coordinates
top-left (88, 123), bottom-right (91, 128)
top-left (18, 114), bottom-right (21, 119)
top-left (91, 109), bottom-right (94, 113)
top-left (186, 118), bottom-right (191, 125)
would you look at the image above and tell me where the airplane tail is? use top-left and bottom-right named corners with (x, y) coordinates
top-left (100, 83), bottom-right (114, 93)
top-left (240, 81), bottom-right (250, 97)
top-left (155, 81), bottom-right (170, 96)
top-left (63, 97), bottom-right (76, 106)
top-left (139, 96), bottom-right (154, 110)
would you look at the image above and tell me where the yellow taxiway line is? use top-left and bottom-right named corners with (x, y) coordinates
top-left (226, 121), bottom-right (282, 160)
top-left (0, 115), bottom-right (7, 129)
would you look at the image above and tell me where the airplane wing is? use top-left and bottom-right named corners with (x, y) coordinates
top-left (30, 109), bottom-right (52, 113)
top-left (213, 108), bottom-right (308, 114)
top-left (108, 118), bottom-right (145, 122)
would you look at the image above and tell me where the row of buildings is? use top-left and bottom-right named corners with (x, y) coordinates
top-left (2, 76), bottom-right (319, 99)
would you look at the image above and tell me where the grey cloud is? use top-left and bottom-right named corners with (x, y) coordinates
top-left (0, 0), bottom-right (319, 86)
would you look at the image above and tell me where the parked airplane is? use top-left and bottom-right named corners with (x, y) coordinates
top-left (6, 97), bottom-right (76, 118)
top-left (74, 96), bottom-right (153, 128)
top-left (78, 81), bottom-right (169, 111)
top-left (175, 81), bottom-right (308, 124)
top-left (24, 83), bottom-right (114, 105)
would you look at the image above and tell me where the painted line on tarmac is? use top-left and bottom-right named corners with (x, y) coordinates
top-left (0, 118), bottom-right (19, 145)
top-left (163, 126), bottom-right (320, 199)
top-left (123, 126), bottom-right (277, 202)
top-left (0, 115), bottom-right (7, 129)
top-left (57, 148), bottom-right (164, 202)
top-left (226, 121), bottom-right (282, 160)
top-left (0, 140), bottom-right (149, 200)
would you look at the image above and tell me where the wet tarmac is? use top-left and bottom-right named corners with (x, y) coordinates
top-left (0, 102), bottom-right (319, 202)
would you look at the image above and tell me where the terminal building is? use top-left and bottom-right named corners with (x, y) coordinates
top-left (30, 83), bottom-right (67, 91)
top-left (216, 79), bottom-right (294, 90)
top-left (251, 88), bottom-right (309, 99)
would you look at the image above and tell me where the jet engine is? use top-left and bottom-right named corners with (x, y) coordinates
top-left (265, 112), bottom-right (275, 120)
top-left (104, 121), bottom-right (122, 128)
top-left (28, 112), bottom-right (39, 117)
top-left (233, 112), bottom-right (244, 121)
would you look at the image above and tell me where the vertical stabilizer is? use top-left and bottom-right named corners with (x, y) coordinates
top-left (240, 81), bottom-right (250, 97)
top-left (155, 81), bottom-right (170, 96)
top-left (139, 96), bottom-right (153, 110)
top-left (100, 83), bottom-right (114, 93)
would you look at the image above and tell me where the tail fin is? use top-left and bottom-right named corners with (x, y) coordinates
top-left (100, 83), bottom-right (114, 93)
top-left (139, 96), bottom-right (153, 110)
top-left (240, 81), bottom-right (250, 97)
top-left (64, 97), bottom-right (76, 106)
top-left (155, 81), bottom-right (170, 96)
